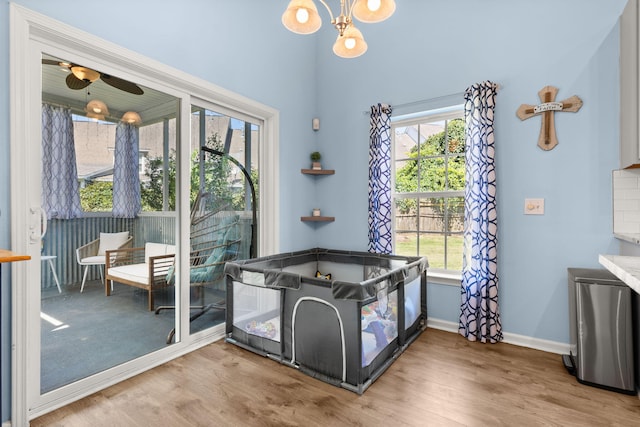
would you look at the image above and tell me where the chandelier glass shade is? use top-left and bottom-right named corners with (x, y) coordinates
top-left (85, 99), bottom-right (109, 120)
top-left (281, 0), bottom-right (322, 34)
top-left (333, 25), bottom-right (367, 58)
top-left (351, 0), bottom-right (395, 23)
top-left (121, 111), bottom-right (142, 125)
top-left (282, 0), bottom-right (396, 58)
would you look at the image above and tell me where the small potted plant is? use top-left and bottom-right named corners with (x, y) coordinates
top-left (310, 151), bottom-right (322, 170)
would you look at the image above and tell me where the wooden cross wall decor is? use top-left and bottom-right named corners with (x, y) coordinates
top-left (516, 85), bottom-right (583, 151)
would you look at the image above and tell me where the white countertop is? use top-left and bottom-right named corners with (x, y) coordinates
top-left (598, 254), bottom-right (640, 293)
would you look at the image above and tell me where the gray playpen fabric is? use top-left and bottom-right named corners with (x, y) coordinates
top-left (224, 248), bottom-right (428, 394)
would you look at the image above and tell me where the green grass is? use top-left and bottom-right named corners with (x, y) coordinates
top-left (395, 234), bottom-right (463, 270)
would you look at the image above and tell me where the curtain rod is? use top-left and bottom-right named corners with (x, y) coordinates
top-left (42, 100), bottom-right (89, 117)
top-left (42, 100), bottom-right (74, 109)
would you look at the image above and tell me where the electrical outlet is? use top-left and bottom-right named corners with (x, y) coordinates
top-left (524, 198), bottom-right (544, 215)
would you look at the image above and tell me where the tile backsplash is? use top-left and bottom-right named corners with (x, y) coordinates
top-left (613, 169), bottom-right (640, 234)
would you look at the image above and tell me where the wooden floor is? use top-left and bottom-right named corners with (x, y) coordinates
top-left (32, 328), bottom-right (640, 426)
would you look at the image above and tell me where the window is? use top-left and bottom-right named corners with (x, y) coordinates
top-left (189, 107), bottom-right (259, 212)
top-left (74, 115), bottom-right (178, 213)
top-left (392, 107), bottom-right (465, 273)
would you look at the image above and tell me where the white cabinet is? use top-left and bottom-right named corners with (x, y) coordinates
top-left (613, 169), bottom-right (640, 243)
top-left (621, 0), bottom-right (640, 169)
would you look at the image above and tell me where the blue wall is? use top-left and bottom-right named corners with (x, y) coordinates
top-left (0, 0), bottom-right (629, 421)
top-left (311, 0), bottom-right (626, 342)
top-left (1, 0), bottom-right (320, 420)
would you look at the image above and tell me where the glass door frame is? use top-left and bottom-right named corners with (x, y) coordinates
top-left (9, 4), bottom-right (279, 424)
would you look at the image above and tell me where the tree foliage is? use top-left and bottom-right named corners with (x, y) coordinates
top-left (395, 118), bottom-right (465, 215)
top-left (190, 134), bottom-right (233, 210)
top-left (79, 133), bottom-right (258, 213)
top-left (395, 119), bottom-right (465, 192)
top-left (141, 133), bottom-right (258, 213)
top-left (79, 181), bottom-right (113, 212)
top-left (141, 151), bottom-right (178, 211)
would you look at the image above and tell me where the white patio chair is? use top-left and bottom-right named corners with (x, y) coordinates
top-left (76, 231), bottom-right (133, 292)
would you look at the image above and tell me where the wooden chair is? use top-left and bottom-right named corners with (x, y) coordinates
top-left (105, 242), bottom-right (175, 311)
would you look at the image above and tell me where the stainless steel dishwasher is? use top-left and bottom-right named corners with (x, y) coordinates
top-left (563, 268), bottom-right (635, 394)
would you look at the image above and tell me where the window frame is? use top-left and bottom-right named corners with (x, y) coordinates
top-left (73, 115), bottom-right (179, 215)
top-left (391, 105), bottom-right (465, 282)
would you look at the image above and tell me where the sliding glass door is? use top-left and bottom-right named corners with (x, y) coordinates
top-left (10, 6), bottom-right (278, 423)
top-left (186, 105), bottom-right (260, 337)
top-left (39, 54), bottom-right (181, 393)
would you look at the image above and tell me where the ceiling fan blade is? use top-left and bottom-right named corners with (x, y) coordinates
top-left (42, 59), bottom-right (63, 66)
top-left (100, 74), bottom-right (144, 95)
top-left (65, 73), bottom-right (91, 90)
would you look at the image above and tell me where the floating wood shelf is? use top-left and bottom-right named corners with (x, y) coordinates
top-left (301, 216), bottom-right (335, 222)
top-left (301, 168), bottom-right (335, 223)
top-left (301, 169), bottom-right (335, 175)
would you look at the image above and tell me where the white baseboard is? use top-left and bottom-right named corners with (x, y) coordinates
top-left (426, 318), bottom-right (459, 333)
top-left (3, 420), bottom-right (11, 427)
top-left (502, 331), bottom-right (570, 355)
top-left (426, 318), bottom-right (570, 355)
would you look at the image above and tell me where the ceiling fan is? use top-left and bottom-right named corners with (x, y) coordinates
top-left (42, 59), bottom-right (144, 95)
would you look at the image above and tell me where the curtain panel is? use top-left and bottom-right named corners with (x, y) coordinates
top-left (459, 81), bottom-right (502, 343)
top-left (367, 103), bottom-right (393, 254)
top-left (112, 122), bottom-right (141, 218)
top-left (41, 103), bottom-right (83, 219)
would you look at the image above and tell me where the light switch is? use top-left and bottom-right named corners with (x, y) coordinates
top-left (524, 198), bottom-right (544, 215)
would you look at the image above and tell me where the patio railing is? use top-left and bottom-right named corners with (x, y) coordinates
top-left (41, 214), bottom-right (176, 290)
top-left (41, 212), bottom-right (253, 291)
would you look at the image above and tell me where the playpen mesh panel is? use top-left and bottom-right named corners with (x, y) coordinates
top-left (404, 276), bottom-right (421, 330)
top-left (315, 261), bottom-right (363, 282)
top-left (282, 261), bottom-right (319, 278)
top-left (232, 281), bottom-right (281, 342)
top-left (361, 290), bottom-right (398, 367)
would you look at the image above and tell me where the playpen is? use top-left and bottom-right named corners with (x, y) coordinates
top-left (224, 248), bottom-right (428, 394)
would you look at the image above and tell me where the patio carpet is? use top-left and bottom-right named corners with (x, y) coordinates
top-left (40, 280), bottom-right (224, 393)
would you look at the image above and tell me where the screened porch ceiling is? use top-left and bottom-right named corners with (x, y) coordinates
top-left (41, 54), bottom-right (180, 126)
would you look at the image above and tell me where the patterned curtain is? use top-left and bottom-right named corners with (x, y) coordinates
top-left (41, 103), bottom-right (83, 219)
top-left (367, 103), bottom-right (393, 254)
top-left (113, 122), bottom-right (141, 218)
top-left (459, 81), bottom-right (502, 343)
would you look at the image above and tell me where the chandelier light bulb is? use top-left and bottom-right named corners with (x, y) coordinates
top-left (352, 0), bottom-right (396, 23)
top-left (282, 0), bottom-right (321, 34)
top-left (367, 0), bottom-right (381, 12)
top-left (296, 7), bottom-right (309, 24)
top-left (333, 24), bottom-right (367, 58)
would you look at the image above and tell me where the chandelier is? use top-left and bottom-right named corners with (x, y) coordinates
top-left (281, 0), bottom-right (396, 59)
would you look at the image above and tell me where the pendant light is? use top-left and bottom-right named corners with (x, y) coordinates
top-left (85, 99), bottom-right (109, 120)
top-left (282, 0), bottom-right (396, 58)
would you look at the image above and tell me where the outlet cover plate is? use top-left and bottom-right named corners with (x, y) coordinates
top-left (524, 198), bottom-right (544, 215)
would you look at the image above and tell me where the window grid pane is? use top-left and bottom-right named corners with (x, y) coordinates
top-left (391, 111), bottom-right (464, 272)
